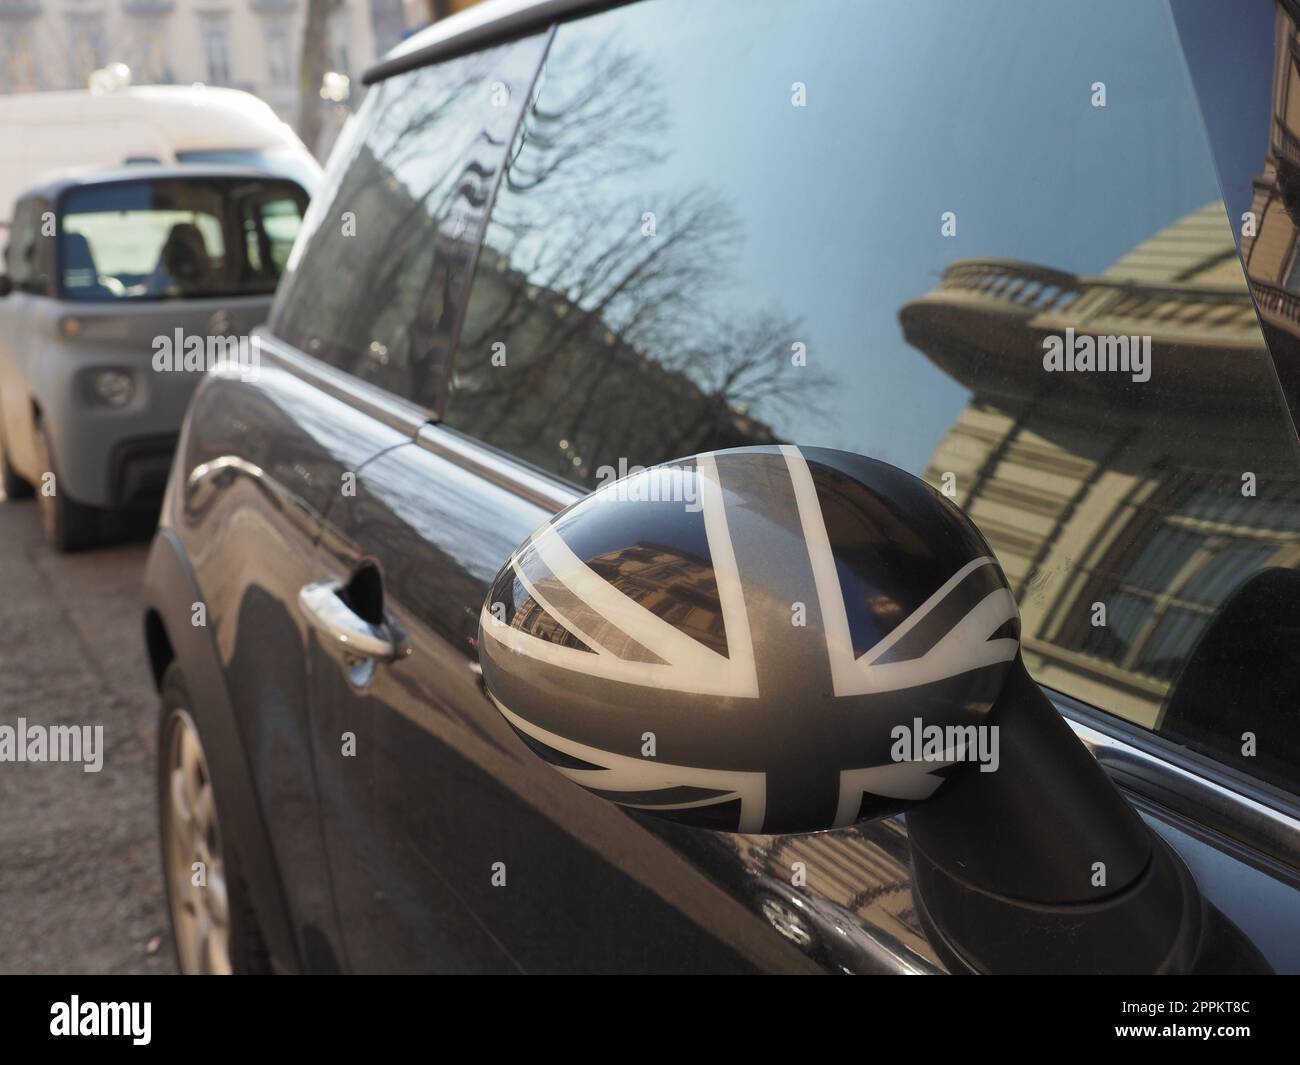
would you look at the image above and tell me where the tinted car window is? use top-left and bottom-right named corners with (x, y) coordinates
top-left (58, 176), bottom-right (307, 301)
top-left (442, 0), bottom-right (1300, 794)
top-left (267, 33), bottom-right (547, 407)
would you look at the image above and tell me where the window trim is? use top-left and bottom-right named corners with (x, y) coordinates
top-left (255, 329), bottom-right (432, 441)
top-left (363, 0), bottom-right (619, 86)
top-left (1056, 687), bottom-right (1300, 876)
top-left (436, 23), bottom-right (556, 421)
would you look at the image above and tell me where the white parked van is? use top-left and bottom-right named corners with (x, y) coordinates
top-left (0, 85), bottom-right (322, 228)
top-left (0, 164), bottom-right (312, 549)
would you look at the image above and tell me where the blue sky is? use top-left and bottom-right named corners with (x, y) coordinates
top-left (1170, 0), bottom-right (1275, 230)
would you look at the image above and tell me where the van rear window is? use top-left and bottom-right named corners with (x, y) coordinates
top-left (58, 176), bottom-right (308, 301)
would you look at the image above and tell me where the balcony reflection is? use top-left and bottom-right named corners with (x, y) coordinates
top-left (901, 198), bottom-right (1299, 790)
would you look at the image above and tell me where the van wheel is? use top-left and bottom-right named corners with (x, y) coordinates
top-left (33, 425), bottom-right (98, 551)
top-left (0, 435), bottom-right (33, 499)
top-left (157, 663), bottom-right (271, 974)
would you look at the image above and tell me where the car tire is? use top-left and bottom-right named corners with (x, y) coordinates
top-left (32, 424), bottom-right (99, 551)
top-left (157, 662), bottom-right (272, 975)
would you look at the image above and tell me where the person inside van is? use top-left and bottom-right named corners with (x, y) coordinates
top-left (147, 222), bottom-right (214, 296)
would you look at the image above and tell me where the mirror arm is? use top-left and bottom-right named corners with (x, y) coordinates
top-left (905, 654), bottom-right (1203, 973)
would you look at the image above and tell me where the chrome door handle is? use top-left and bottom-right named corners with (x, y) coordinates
top-left (299, 578), bottom-right (409, 661)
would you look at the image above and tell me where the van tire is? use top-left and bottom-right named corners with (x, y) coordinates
top-left (34, 425), bottom-right (99, 551)
top-left (0, 434), bottom-right (33, 500)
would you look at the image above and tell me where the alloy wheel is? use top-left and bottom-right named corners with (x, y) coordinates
top-left (162, 709), bottom-right (232, 974)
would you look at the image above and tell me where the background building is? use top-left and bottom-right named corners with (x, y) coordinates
top-left (901, 205), bottom-right (1299, 735)
top-left (0, 0), bottom-right (482, 153)
top-left (1240, 2), bottom-right (1300, 419)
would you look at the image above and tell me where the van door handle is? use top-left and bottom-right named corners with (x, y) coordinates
top-left (299, 578), bottom-right (410, 661)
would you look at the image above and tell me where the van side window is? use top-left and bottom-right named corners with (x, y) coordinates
top-left (6, 199), bottom-right (52, 296)
top-left (4, 201), bottom-right (33, 289)
top-left (267, 32), bottom-right (547, 410)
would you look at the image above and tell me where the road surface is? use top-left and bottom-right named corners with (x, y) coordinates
top-left (0, 491), bottom-right (174, 973)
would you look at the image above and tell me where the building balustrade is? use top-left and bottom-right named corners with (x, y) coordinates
top-left (1251, 276), bottom-right (1300, 324)
top-left (935, 257), bottom-right (1258, 338)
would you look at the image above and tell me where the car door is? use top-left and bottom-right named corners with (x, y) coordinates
top-left (170, 344), bottom-right (422, 972)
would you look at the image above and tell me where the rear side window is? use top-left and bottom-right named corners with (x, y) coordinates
top-left (443, 0), bottom-right (1300, 795)
top-left (267, 32), bottom-right (547, 408)
top-left (58, 176), bottom-right (308, 301)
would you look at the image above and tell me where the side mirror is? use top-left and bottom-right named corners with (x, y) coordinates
top-left (0, 274), bottom-right (12, 298)
top-left (479, 445), bottom-right (1204, 971)
top-left (480, 445), bottom-right (1019, 833)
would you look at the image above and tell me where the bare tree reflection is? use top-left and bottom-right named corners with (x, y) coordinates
top-left (273, 43), bottom-right (542, 403)
top-left (446, 35), bottom-right (831, 485)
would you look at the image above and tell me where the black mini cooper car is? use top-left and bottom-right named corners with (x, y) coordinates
top-left (143, 0), bottom-right (1300, 973)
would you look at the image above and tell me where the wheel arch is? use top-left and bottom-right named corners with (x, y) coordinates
top-left (143, 528), bottom-right (303, 972)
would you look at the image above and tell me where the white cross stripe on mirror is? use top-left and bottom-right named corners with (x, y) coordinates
top-left (480, 452), bottom-right (760, 697)
top-left (491, 694), bottom-right (767, 832)
top-left (780, 444), bottom-right (1019, 697)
